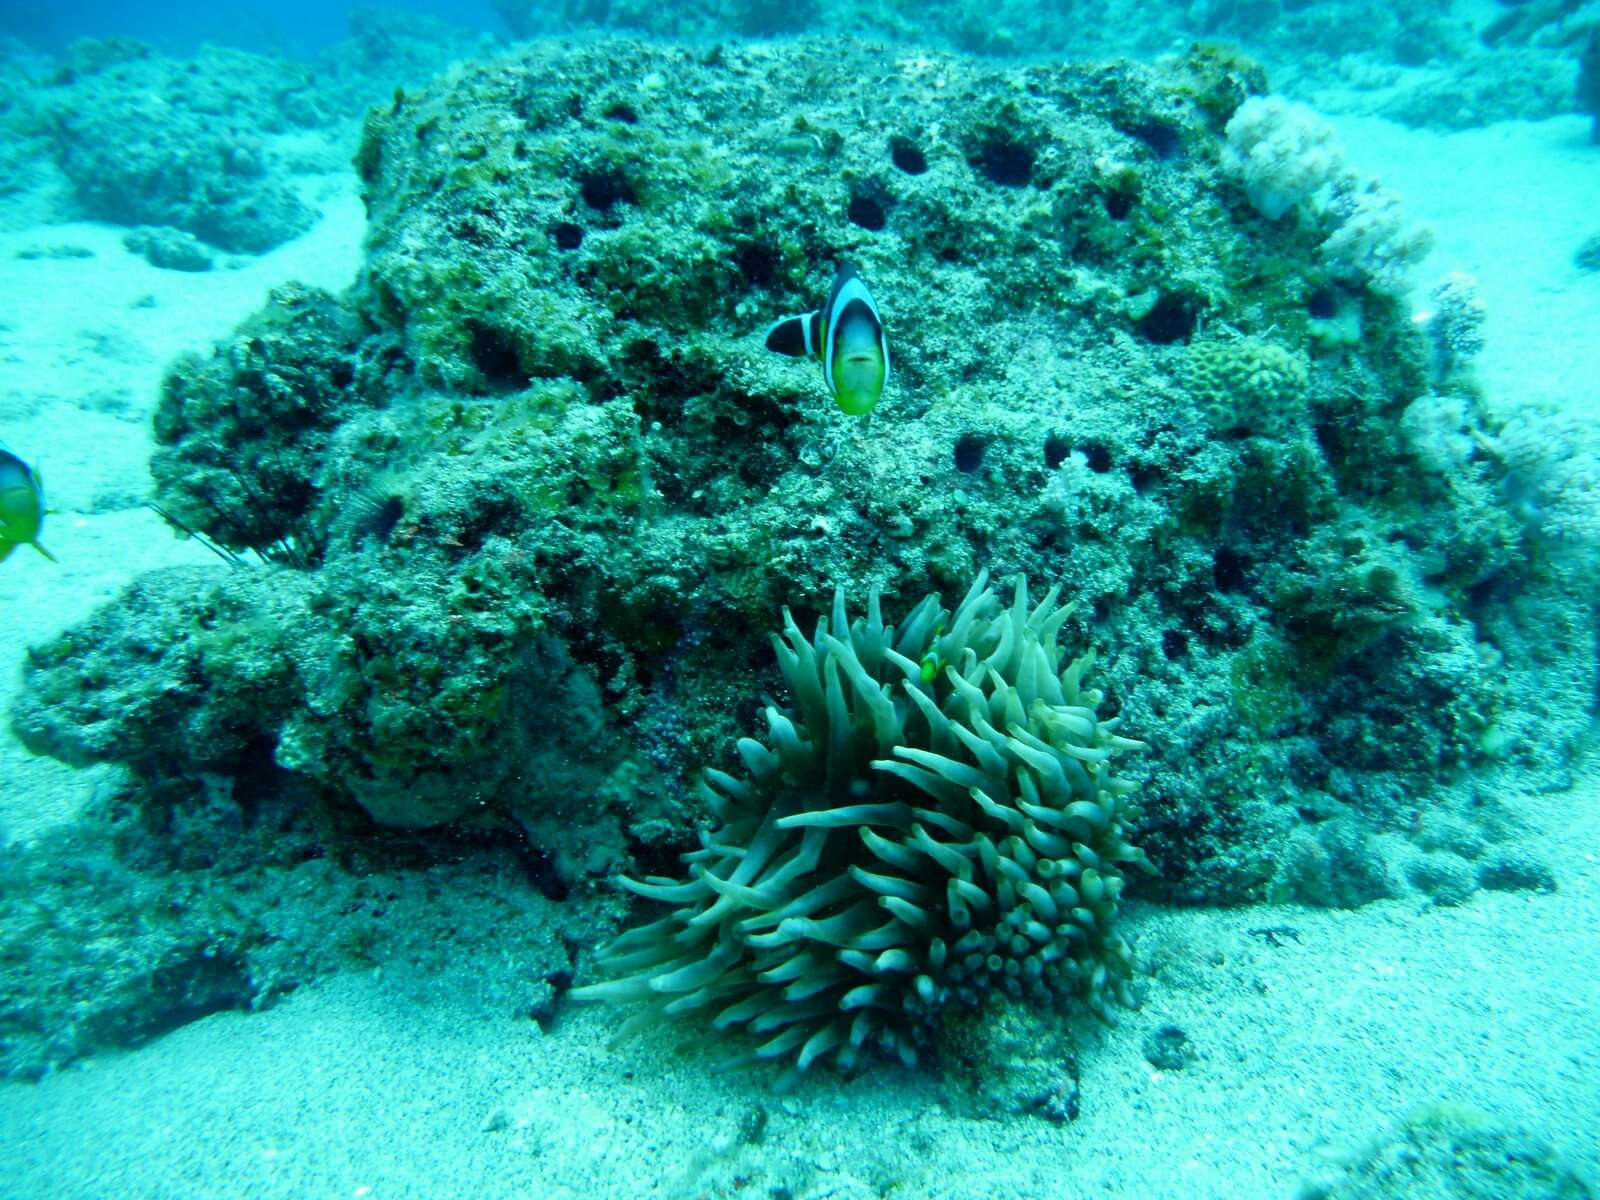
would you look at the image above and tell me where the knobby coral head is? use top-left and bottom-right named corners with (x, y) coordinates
top-left (573, 571), bottom-right (1154, 1082)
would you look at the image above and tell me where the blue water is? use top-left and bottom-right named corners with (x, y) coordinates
top-left (6, 0), bottom-right (505, 53)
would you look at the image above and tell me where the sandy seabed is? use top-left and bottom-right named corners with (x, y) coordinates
top-left (0, 115), bottom-right (1595, 1199)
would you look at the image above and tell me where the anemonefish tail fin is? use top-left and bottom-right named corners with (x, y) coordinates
top-left (31, 542), bottom-right (57, 563)
top-left (764, 311), bottom-right (821, 358)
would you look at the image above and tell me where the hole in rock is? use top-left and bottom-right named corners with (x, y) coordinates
top-left (1135, 292), bottom-right (1198, 344)
top-left (971, 135), bottom-right (1034, 187)
top-left (890, 136), bottom-right (928, 175)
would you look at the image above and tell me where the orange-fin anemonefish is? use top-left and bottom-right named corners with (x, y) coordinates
top-left (763, 263), bottom-right (889, 416)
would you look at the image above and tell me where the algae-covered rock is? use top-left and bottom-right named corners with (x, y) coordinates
top-left (10, 18), bottom-right (498, 253)
top-left (13, 566), bottom-right (306, 778)
top-left (1272, 818), bottom-right (1397, 909)
top-left (0, 772), bottom-right (585, 1080)
top-left (42, 40), bottom-right (320, 252)
top-left (1477, 848), bottom-right (1557, 894)
top-left (1404, 850), bottom-right (1477, 907)
top-left (1375, 50), bottom-right (1580, 131)
top-left (1582, 24), bottom-right (1600, 144)
top-left (11, 555), bottom-right (643, 858)
top-left (16, 38), bottom-right (1593, 917)
top-left (151, 284), bottom-right (383, 559)
top-left (123, 226), bottom-right (215, 272)
top-left (519, 0), bottom-right (1584, 142)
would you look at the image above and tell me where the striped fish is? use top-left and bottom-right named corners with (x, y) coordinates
top-left (764, 263), bottom-right (890, 416)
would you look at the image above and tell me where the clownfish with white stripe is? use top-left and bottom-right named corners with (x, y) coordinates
top-left (763, 263), bottom-right (889, 416)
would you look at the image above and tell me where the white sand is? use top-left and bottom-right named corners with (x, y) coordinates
top-left (0, 115), bottom-right (1596, 1199)
top-left (2, 787), bottom-right (1593, 1199)
top-left (1329, 113), bottom-right (1600, 421)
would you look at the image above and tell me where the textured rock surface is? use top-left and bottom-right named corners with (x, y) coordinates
top-left (0, 770), bottom-right (587, 1081)
top-left (14, 38), bottom-right (1595, 915)
top-left (508, 0), bottom-right (1587, 128)
top-left (42, 40), bottom-right (320, 252)
top-left (0, 13), bottom-right (498, 252)
top-left (1302, 1103), bottom-right (1595, 1200)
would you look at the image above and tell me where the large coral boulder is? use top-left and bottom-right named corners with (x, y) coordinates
top-left (15, 39), bottom-right (1591, 907)
top-left (41, 40), bottom-right (321, 252)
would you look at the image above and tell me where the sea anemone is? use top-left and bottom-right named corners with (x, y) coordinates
top-left (573, 572), bottom-right (1153, 1080)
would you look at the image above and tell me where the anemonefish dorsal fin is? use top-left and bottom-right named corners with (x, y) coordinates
top-left (764, 310), bottom-right (821, 358)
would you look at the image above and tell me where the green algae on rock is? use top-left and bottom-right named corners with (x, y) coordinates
top-left (573, 574), bottom-right (1150, 1077)
top-left (14, 37), bottom-right (1595, 916)
top-left (151, 284), bottom-right (381, 563)
top-left (42, 40), bottom-right (320, 253)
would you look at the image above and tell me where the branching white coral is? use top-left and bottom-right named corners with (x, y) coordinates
top-left (1400, 393), bottom-right (1477, 474)
top-left (1223, 96), bottom-right (1433, 295)
top-left (1494, 407), bottom-right (1600, 549)
top-left (1222, 96), bottom-right (1345, 220)
top-left (1417, 272), bottom-right (1487, 372)
top-left (1320, 177), bottom-right (1436, 296)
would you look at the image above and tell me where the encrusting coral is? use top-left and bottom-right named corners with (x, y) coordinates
top-left (1185, 336), bottom-right (1310, 437)
top-left (573, 572), bottom-right (1151, 1077)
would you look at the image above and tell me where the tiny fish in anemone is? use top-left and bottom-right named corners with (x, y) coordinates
top-left (573, 572), bottom-right (1153, 1084)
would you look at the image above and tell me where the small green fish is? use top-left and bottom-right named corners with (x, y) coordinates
top-left (0, 447), bottom-right (56, 563)
top-left (764, 263), bottom-right (890, 416)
